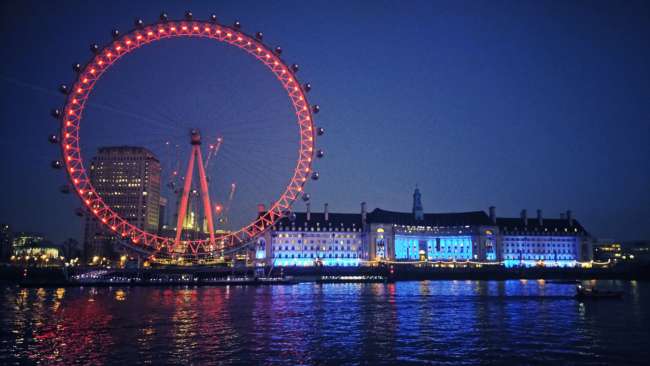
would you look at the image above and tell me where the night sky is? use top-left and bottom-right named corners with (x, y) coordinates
top-left (0, 0), bottom-right (648, 243)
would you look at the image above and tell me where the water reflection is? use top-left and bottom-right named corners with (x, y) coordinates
top-left (1, 281), bottom-right (649, 365)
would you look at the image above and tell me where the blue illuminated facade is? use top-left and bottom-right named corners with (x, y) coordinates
top-left (254, 191), bottom-right (592, 268)
top-left (394, 235), bottom-right (473, 260)
top-left (496, 210), bottom-right (592, 267)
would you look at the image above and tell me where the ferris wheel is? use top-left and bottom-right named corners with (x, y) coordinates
top-left (49, 11), bottom-right (325, 258)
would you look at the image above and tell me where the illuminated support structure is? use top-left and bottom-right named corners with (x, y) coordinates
top-left (174, 129), bottom-right (215, 251)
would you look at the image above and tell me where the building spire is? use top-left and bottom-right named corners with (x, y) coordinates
top-left (412, 186), bottom-right (424, 221)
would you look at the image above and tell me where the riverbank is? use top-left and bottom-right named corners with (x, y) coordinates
top-left (1, 262), bottom-right (649, 287)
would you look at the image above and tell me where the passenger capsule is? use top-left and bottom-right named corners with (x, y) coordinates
top-left (233, 20), bottom-right (241, 29)
top-left (90, 43), bottom-right (100, 54)
top-left (72, 63), bottom-right (82, 73)
top-left (274, 46), bottom-right (282, 55)
top-left (51, 160), bottom-right (63, 169)
top-left (311, 172), bottom-right (319, 180)
top-left (302, 193), bottom-right (311, 202)
top-left (160, 12), bottom-right (168, 21)
top-left (210, 14), bottom-right (218, 22)
top-left (48, 134), bottom-right (59, 144)
top-left (291, 64), bottom-right (299, 72)
top-left (304, 83), bottom-right (312, 92)
top-left (75, 208), bottom-right (84, 217)
top-left (59, 84), bottom-right (69, 95)
top-left (290, 212), bottom-right (297, 221)
top-left (134, 18), bottom-right (144, 28)
top-left (185, 11), bottom-right (193, 20)
top-left (316, 127), bottom-right (325, 136)
top-left (316, 149), bottom-right (325, 158)
top-left (111, 29), bottom-right (119, 38)
top-left (255, 32), bottom-right (263, 40)
top-left (51, 109), bottom-right (61, 119)
top-left (312, 105), bottom-right (320, 114)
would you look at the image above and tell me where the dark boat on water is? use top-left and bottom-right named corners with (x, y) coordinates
top-left (575, 284), bottom-right (623, 300)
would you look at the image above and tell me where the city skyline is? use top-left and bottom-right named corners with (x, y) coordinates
top-left (1, 0), bottom-right (649, 244)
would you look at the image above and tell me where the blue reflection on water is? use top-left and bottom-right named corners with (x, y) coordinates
top-left (1, 280), bottom-right (649, 365)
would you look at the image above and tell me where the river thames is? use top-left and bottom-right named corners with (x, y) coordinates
top-left (1, 280), bottom-right (648, 365)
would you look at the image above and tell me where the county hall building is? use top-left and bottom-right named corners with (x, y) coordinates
top-left (255, 188), bottom-right (593, 267)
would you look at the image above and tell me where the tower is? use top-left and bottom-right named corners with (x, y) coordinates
top-left (84, 146), bottom-right (161, 260)
top-left (174, 129), bottom-right (216, 250)
top-left (413, 186), bottom-right (424, 221)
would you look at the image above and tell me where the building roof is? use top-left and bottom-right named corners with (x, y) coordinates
top-left (276, 212), bottom-right (363, 230)
top-left (368, 208), bottom-right (492, 227)
top-left (496, 217), bottom-right (587, 235)
top-left (275, 208), bottom-right (493, 230)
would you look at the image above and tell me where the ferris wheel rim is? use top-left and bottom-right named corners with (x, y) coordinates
top-left (58, 18), bottom-right (317, 257)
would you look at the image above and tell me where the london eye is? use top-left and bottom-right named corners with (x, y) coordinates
top-left (49, 12), bottom-right (324, 259)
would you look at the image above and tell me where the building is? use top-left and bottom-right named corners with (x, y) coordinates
top-left (366, 188), bottom-right (498, 262)
top-left (84, 146), bottom-right (161, 261)
top-left (0, 224), bottom-right (11, 262)
top-left (496, 209), bottom-right (592, 267)
top-left (257, 203), bottom-right (365, 266)
top-left (255, 188), bottom-right (593, 268)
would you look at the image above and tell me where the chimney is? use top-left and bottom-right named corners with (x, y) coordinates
top-left (567, 210), bottom-right (573, 227)
top-left (520, 209), bottom-right (528, 226)
top-left (324, 203), bottom-right (329, 221)
top-left (306, 202), bottom-right (311, 221)
top-left (489, 206), bottom-right (496, 224)
top-left (537, 209), bottom-right (543, 226)
top-left (560, 212), bottom-right (566, 220)
top-left (361, 202), bottom-right (367, 224)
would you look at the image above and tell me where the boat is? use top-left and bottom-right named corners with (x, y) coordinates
top-left (575, 284), bottom-right (623, 299)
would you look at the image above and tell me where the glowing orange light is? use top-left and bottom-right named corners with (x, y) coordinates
top-left (237, 36), bottom-right (243, 41)
top-left (158, 28), bottom-right (164, 33)
top-left (136, 35), bottom-right (142, 40)
top-left (215, 205), bottom-right (223, 212)
top-left (66, 121), bottom-right (72, 126)
top-left (116, 46), bottom-right (121, 51)
top-left (289, 78), bottom-right (293, 82)
top-left (306, 167), bottom-right (310, 172)
top-left (79, 189), bottom-right (84, 195)
top-left (74, 179), bottom-right (80, 184)
top-left (66, 156), bottom-right (72, 161)
top-left (69, 168), bottom-right (74, 173)
top-left (294, 87), bottom-right (298, 91)
top-left (227, 33), bottom-right (232, 37)
top-left (65, 144), bottom-right (70, 149)
top-left (77, 88), bottom-right (83, 93)
top-left (307, 157), bottom-right (312, 162)
top-left (126, 40), bottom-right (132, 45)
top-left (111, 226), bottom-right (116, 231)
top-left (256, 47), bottom-right (261, 52)
top-left (85, 199), bottom-right (90, 205)
top-left (106, 52), bottom-right (112, 57)
top-left (102, 218), bottom-right (107, 223)
top-left (297, 187), bottom-right (302, 192)
top-left (205, 27), bottom-right (211, 32)
top-left (98, 60), bottom-right (104, 65)
top-left (65, 133), bottom-right (70, 138)
top-left (171, 27), bottom-right (176, 31)
top-left (82, 78), bottom-right (88, 83)
top-left (303, 107), bottom-right (307, 111)
top-left (90, 68), bottom-right (96, 74)
top-left (92, 209), bottom-right (97, 214)
top-left (147, 31), bottom-right (153, 36)
top-left (182, 26), bottom-right (188, 31)
top-left (281, 70), bottom-right (286, 74)
top-left (193, 26), bottom-right (199, 31)
top-left (216, 30), bottom-right (221, 34)
top-left (72, 99), bottom-right (78, 105)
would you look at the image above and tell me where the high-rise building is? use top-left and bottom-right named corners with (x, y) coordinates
top-left (0, 224), bottom-right (12, 261)
top-left (83, 146), bottom-right (161, 261)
